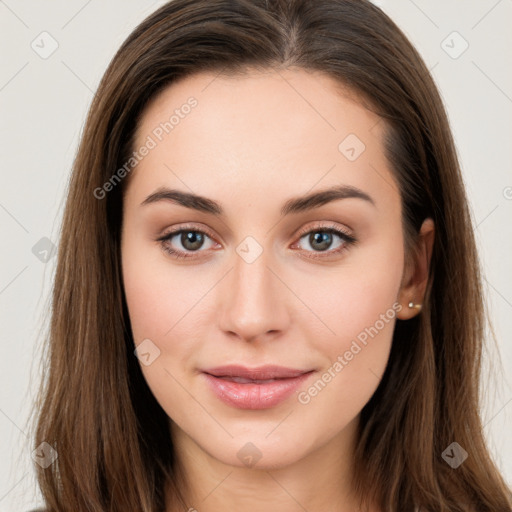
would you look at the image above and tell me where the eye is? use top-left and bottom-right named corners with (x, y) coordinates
top-left (291, 223), bottom-right (357, 259)
top-left (157, 222), bottom-right (357, 260)
top-left (157, 225), bottom-right (218, 259)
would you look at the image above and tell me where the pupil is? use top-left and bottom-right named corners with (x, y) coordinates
top-left (182, 231), bottom-right (203, 250)
top-left (310, 232), bottom-right (332, 251)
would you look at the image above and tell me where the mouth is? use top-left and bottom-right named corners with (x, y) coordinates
top-left (204, 364), bottom-right (311, 379)
top-left (201, 365), bottom-right (315, 410)
top-left (215, 376), bottom-right (289, 384)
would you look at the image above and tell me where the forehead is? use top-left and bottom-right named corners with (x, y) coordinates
top-left (128, 67), bottom-right (399, 212)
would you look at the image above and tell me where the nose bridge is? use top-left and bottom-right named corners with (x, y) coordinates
top-left (234, 241), bottom-right (271, 297)
top-left (218, 236), bottom-right (288, 341)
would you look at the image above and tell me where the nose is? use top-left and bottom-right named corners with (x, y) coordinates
top-left (217, 244), bottom-right (290, 343)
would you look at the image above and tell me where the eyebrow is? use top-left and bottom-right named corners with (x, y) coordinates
top-left (140, 184), bottom-right (375, 216)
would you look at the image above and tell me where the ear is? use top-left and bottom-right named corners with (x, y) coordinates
top-left (396, 218), bottom-right (435, 320)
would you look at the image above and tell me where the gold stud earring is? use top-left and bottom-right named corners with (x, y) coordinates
top-left (408, 302), bottom-right (422, 310)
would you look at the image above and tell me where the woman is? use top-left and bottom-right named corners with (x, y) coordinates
top-left (30, 0), bottom-right (512, 510)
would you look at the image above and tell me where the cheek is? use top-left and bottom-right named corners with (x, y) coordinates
top-left (121, 239), bottom-right (202, 423)
top-left (296, 234), bottom-right (404, 350)
top-left (122, 255), bottom-right (167, 343)
top-left (121, 233), bottom-right (211, 390)
top-left (121, 236), bottom-right (204, 343)
top-left (293, 237), bottom-right (403, 411)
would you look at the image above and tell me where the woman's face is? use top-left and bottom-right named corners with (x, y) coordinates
top-left (121, 67), bottom-right (420, 470)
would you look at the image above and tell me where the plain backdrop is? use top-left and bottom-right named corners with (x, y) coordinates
top-left (1, 0), bottom-right (511, 509)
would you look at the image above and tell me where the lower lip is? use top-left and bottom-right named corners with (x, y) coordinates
top-left (202, 371), bottom-right (314, 410)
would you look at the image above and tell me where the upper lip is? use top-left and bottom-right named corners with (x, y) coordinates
top-left (202, 365), bottom-right (313, 380)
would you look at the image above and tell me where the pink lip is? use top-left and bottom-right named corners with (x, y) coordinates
top-left (201, 365), bottom-right (315, 410)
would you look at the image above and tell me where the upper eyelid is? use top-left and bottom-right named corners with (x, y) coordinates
top-left (159, 223), bottom-right (218, 242)
top-left (295, 222), bottom-right (353, 238)
top-left (160, 221), bottom-right (353, 237)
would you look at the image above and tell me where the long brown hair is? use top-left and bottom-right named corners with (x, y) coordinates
top-left (30, 0), bottom-right (512, 510)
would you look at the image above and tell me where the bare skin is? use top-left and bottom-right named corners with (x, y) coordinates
top-left (120, 67), bottom-right (434, 511)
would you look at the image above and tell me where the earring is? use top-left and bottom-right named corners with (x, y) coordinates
top-left (408, 302), bottom-right (422, 310)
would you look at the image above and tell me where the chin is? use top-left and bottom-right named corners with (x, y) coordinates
top-left (206, 435), bottom-right (311, 470)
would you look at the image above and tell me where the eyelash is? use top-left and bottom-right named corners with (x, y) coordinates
top-left (156, 223), bottom-right (357, 261)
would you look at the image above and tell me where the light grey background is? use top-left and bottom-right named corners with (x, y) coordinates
top-left (1, 0), bottom-right (511, 509)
